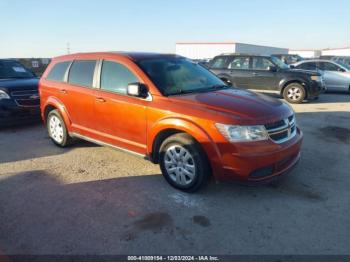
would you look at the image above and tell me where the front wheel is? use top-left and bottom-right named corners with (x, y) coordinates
top-left (47, 110), bottom-right (73, 147)
top-left (283, 83), bottom-right (306, 104)
top-left (159, 133), bottom-right (210, 192)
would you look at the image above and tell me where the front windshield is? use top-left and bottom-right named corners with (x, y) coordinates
top-left (138, 58), bottom-right (227, 96)
top-left (270, 56), bottom-right (289, 70)
top-left (0, 61), bottom-right (34, 79)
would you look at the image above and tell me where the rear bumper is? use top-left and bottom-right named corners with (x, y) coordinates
top-left (217, 128), bottom-right (303, 182)
top-left (0, 100), bottom-right (41, 126)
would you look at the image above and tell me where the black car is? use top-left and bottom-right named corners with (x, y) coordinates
top-left (0, 59), bottom-right (40, 126)
top-left (208, 54), bottom-right (325, 103)
top-left (271, 54), bottom-right (304, 65)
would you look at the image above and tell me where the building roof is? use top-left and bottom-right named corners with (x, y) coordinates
top-left (176, 42), bottom-right (236, 45)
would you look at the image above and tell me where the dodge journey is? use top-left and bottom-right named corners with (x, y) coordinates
top-left (40, 52), bottom-right (303, 192)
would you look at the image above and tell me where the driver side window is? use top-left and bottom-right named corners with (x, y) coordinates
top-left (100, 61), bottom-right (139, 94)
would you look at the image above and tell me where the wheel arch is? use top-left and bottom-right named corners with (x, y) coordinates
top-left (148, 118), bottom-right (223, 178)
top-left (280, 79), bottom-right (308, 97)
top-left (43, 97), bottom-right (72, 129)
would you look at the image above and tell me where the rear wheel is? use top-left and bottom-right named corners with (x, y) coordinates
top-left (47, 110), bottom-right (72, 147)
top-left (159, 133), bottom-right (210, 192)
top-left (283, 83), bottom-right (306, 104)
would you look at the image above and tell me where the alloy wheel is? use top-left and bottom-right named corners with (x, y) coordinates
top-left (287, 86), bottom-right (302, 101)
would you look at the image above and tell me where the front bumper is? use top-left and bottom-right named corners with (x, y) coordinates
top-left (307, 80), bottom-right (324, 98)
top-left (217, 127), bottom-right (303, 182)
top-left (0, 99), bottom-right (41, 126)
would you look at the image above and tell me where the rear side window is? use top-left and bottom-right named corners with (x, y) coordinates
top-left (318, 62), bottom-right (340, 71)
top-left (68, 60), bottom-right (97, 87)
top-left (211, 57), bottom-right (230, 69)
top-left (46, 61), bottom-right (71, 82)
top-left (100, 61), bottom-right (138, 94)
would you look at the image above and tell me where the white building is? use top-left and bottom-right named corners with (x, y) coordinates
top-left (175, 42), bottom-right (288, 59)
top-left (288, 49), bottom-right (321, 58)
top-left (322, 47), bottom-right (350, 57)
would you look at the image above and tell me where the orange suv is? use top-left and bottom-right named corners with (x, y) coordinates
top-left (40, 52), bottom-right (303, 192)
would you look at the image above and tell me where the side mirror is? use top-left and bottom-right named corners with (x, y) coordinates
top-left (127, 83), bottom-right (149, 98)
top-left (338, 68), bottom-right (346, 73)
top-left (268, 66), bottom-right (277, 72)
top-left (220, 78), bottom-right (232, 86)
top-left (289, 65), bottom-right (295, 69)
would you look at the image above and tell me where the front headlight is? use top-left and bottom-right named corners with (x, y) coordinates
top-left (215, 123), bottom-right (268, 142)
top-left (311, 75), bottom-right (321, 82)
top-left (0, 90), bottom-right (10, 100)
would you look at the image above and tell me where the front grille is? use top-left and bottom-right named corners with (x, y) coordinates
top-left (264, 115), bottom-right (296, 144)
top-left (264, 119), bottom-right (286, 130)
top-left (270, 130), bottom-right (289, 141)
top-left (11, 90), bottom-right (38, 97)
top-left (10, 90), bottom-right (39, 108)
top-left (15, 99), bottom-right (40, 107)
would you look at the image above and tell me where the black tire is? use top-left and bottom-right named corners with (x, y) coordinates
top-left (159, 133), bottom-right (210, 192)
top-left (283, 83), bottom-right (306, 104)
top-left (47, 110), bottom-right (73, 147)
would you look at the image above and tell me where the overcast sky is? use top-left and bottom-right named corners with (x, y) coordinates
top-left (1, 0), bottom-right (349, 58)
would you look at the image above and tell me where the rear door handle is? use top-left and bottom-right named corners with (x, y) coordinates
top-left (59, 89), bottom-right (67, 94)
top-left (252, 72), bottom-right (259, 76)
top-left (96, 97), bottom-right (106, 103)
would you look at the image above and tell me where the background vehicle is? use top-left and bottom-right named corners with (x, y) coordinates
top-left (331, 56), bottom-right (350, 67)
top-left (40, 52), bottom-right (302, 192)
top-left (0, 59), bottom-right (40, 126)
top-left (293, 59), bottom-right (350, 92)
top-left (272, 54), bottom-right (304, 65)
top-left (192, 58), bottom-right (211, 68)
top-left (208, 54), bottom-right (324, 103)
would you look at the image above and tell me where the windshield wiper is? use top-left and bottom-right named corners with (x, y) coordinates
top-left (166, 88), bottom-right (197, 96)
top-left (208, 84), bottom-right (229, 90)
top-left (0, 76), bottom-right (32, 79)
top-left (166, 84), bottom-right (229, 96)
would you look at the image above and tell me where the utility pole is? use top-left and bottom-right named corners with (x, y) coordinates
top-left (66, 42), bottom-right (71, 54)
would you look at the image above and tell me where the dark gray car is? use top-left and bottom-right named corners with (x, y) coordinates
top-left (209, 54), bottom-right (325, 104)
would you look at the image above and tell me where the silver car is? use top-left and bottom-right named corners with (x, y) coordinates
top-left (293, 59), bottom-right (350, 92)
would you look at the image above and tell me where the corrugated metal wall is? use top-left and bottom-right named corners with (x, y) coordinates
top-left (176, 43), bottom-right (235, 59)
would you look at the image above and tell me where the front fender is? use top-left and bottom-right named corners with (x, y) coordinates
top-left (148, 117), bottom-right (224, 179)
top-left (279, 77), bottom-right (309, 92)
top-left (42, 96), bottom-right (72, 131)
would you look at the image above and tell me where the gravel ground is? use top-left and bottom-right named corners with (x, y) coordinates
top-left (0, 93), bottom-right (349, 255)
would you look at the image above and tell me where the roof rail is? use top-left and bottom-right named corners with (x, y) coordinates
top-left (219, 52), bottom-right (267, 56)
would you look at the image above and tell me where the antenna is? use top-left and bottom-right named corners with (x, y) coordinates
top-left (66, 42), bottom-right (71, 54)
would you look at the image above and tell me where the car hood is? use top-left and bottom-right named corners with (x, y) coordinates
top-left (169, 88), bottom-right (293, 124)
top-left (0, 78), bottom-right (39, 92)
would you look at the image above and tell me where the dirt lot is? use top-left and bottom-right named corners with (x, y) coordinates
top-left (0, 93), bottom-right (349, 255)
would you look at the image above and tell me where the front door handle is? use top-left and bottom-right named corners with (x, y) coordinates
top-left (96, 97), bottom-right (106, 103)
top-left (59, 89), bottom-right (67, 94)
top-left (252, 72), bottom-right (259, 76)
